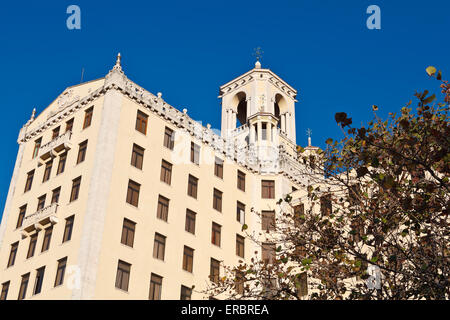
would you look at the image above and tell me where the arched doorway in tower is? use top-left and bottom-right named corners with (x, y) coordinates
top-left (235, 92), bottom-right (247, 127)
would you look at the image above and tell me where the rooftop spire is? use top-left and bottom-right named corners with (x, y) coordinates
top-left (306, 128), bottom-right (312, 147)
top-left (113, 52), bottom-right (123, 72)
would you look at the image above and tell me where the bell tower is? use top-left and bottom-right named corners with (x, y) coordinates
top-left (218, 60), bottom-right (298, 145)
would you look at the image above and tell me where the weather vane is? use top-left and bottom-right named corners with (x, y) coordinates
top-left (253, 47), bottom-right (263, 61)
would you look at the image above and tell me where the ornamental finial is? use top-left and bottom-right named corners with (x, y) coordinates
top-left (31, 108), bottom-right (36, 121)
top-left (112, 52), bottom-right (123, 72)
top-left (306, 128), bottom-right (312, 147)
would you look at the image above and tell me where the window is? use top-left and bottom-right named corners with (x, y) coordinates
top-left (16, 205), bottom-right (27, 229)
top-left (262, 210), bottom-right (275, 231)
top-left (41, 226), bottom-right (53, 252)
top-left (214, 157), bottom-right (223, 178)
top-left (211, 222), bottom-right (221, 247)
top-left (57, 152), bottom-right (67, 175)
top-left (24, 170), bottom-right (34, 192)
top-left (62, 216), bottom-right (74, 243)
top-left (37, 194), bottom-right (46, 211)
top-left (126, 180), bottom-right (140, 207)
top-left (0, 282), bottom-right (9, 301)
top-left (156, 195), bottom-right (169, 221)
top-left (185, 209), bottom-right (196, 234)
top-left (294, 203), bottom-right (305, 227)
top-left (52, 126), bottom-right (60, 140)
top-left (83, 107), bottom-right (93, 129)
top-left (320, 194), bottom-right (332, 216)
top-left (115, 260), bottom-right (131, 291)
top-left (149, 274), bottom-right (163, 300)
top-left (190, 142), bottom-right (200, 165)
top-left (42, 160), bottom-right (53, 182)
top-left (160, 160), bottom-right (172, 185)
top-left (261, 180), bottom-right (275, 199)
top-left (65, 118), bottom-right (74, 132)
top-left (180, 285), bottom-right (192, 300)
top-left (163, 127), bottom-right (174, 150)
top-left (33, 266), bottom-right (45, 295)
top-left (76, 140), bottom-right (88, 164)
top-left (7, 242), bottom-right (18, 267)
top-left (296, 272), bottom-right (308, 297)
top-left (237, 170), bottom-right (245, 191)
top-left (18, 273), bottom-right (30, 300)
top-left (210, 258), bottom-right (220, 283)
top-left (235, 271), bottom-right (245, 295)
top-left (262, 122), bottom-right (267, 140)
top-left (32, 138), bottom-right (41, 159)
top-left (70, 177), bottom-right (81, 202)
top-left (236, 234), bottom-right (245, 258)
top-left (131, 144), bottom-right (144, 169)
top-left (54, 257), bottom-right (67, 287)
top-left (262, 243), bottom-right (276, 264)
top-left (182, 246), bottom-right (194, 273)
top-left (213, 188), bottom-right (222, 212)
top-left (51, 187), bottom-right (61, 204)
top-left (237, 201), bottom-right (245, 224)
top-left (121, 218), bottom-right (136, 247)
top-left (187, 175), bottom-right (198, 198)
top-left (27, 233), bottom-right (38, 259)
top-left (153, 233), bottom-right (166, 260)
top-left (135, 110), bottom-right (148, 135)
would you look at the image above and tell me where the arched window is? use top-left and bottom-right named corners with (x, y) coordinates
top-left (236, 92), bottom-right (247, 127)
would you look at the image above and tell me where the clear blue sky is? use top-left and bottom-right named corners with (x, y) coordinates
top-left (0, 0), bottom-right (449, 219)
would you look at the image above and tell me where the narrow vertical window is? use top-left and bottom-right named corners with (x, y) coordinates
top-left (236, 234), bottom-right (245, 258)
top-left (126, 180), bottom-right (140, 207)
top-left (76, 140), bottom-right (88, 164)
top-left (57, 152), bottom-right (67, 175)
top-left (37, 194), bottom-right (46, 211)
top-left (153, 233), bottom-right (166, 261)
top-left (210, 258), bottom-right (220, 283)
top-left (115, 260), bottom-right (131, 291)
top-left (185, 209), bottom-right (196, 234)
top-left (214, 157), bottom-right (223, 178)
top-left (294, 203), bottom-right (305, 227)
top-left (180, 285), bottom-right (192, 300)
top-left (7, 242), bottom-right (18, 267)
top-left (235, 271), bottom-right (245, 295)
top-left (121, 218), bottom-right (136, 248)
top-left (236, 201), bottom-right (245, 224)
top-left (163, 127), bottom-right (174, 150)
top-left (187, 174), bottom-right (198, 199)
top-left (262, 210), bottom-right (275, 231)
top-left (62, 216), bottom-right (74, 243)
top-left (24, 170), bottom-right (35, 192)
top-left (54, 257), bottom-right (67, 287)
top-left (16, 205), bottom-right (27, 229)
top-left (42, 160), bottom-right (53, 182)
top-left (18, 273), bottom-right (30, 300)
top-left (33, 266), bottom-right (45, 295)
top-left (70, 177), bottom-right (81, 202)
top-left (32, 138), bottom-right (41, 159)
top-left (135, 110), bottom-right (148, 135)
top-left (190, 142), bottom-right (200, 165)
top-left (41, 226), bottom-right (53, 252)
top-left (65, 118), bottom-right (74, 132)
top-left (156, 195), bottom-right (169, 221)
top-left (0, 281), bottom-right (10, 300)
top-left (262, 243), bottom-right (276, 264)
top-left (27, 233), bottom-right (38, 258)
top-left (320, 194), bottom-right (332, 216)
top-left (51, 187), bottom-right (61, 204)
top-left (131, 144), bottom-right (144, 169)
top-left (296, 272), bottom-right (308, 297)
top-left (149, 274), bottom-right (163, 300)
top-left (83, 107), bottom-right (93, 129)
top-left (213, 188), bottom-right (222, 212)
top-left (237, 170), bottom-right (245, 191)
top-left (52, 126), bottom-right (60, 140)
top-left (261, 180), bottom-right (275, 199)
top-left (160, 160), bottom-right (172, 185)
top-left (182, 246), bottom-right (194, 273)
top-left (211, 222), bottom-right (221, 247)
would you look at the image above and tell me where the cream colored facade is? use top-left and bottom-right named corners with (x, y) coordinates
top-left (0, 55), bottom-right (310, 300)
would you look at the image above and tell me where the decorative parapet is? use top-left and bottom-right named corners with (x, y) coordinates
top-left (38, 130), bottom-right (72, 163)
top-left (21, 203), bottom-right (59, 237)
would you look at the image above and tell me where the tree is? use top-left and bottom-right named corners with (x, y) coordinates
top-left (204, 67), bottom-right (449, 300)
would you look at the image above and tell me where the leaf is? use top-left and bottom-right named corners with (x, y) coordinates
top-left (423, 94), bottom-right (436, 104)
top-left (372, 105), bottom-right (378, 111)
top-left (241, 224), bottom-right (248, 231)
top-left (325, 138), bottom-right (333, 145)
top-left (426, 66), bottom-right (437, 76)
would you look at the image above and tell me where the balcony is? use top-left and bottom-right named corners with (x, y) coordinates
top-left (38, 131), bottom-right (72, 164)
top-left (21, 203), bottom-right (59, 237)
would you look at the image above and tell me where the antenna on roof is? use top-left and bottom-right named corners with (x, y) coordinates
top-left (80, 67), bottom-right (85, 83)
